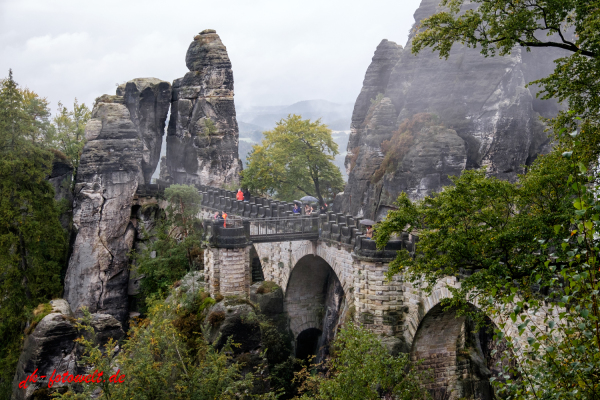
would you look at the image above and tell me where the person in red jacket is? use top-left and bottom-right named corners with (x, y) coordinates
top-left (236, 189), bottom-right (244, 201)
top-left (222, 211), bottom-right (228, 227)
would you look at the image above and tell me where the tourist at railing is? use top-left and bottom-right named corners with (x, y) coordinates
top-left (293, 203), bottom-right (301, 214)
top-left (365, 225), bottom-right (373, 239)
top-left (304, 204), bottom-right (313, 215)
top-left (236, 188), bottom-right (244, 201)
top-left (216, 211), bottom-right (225, 227)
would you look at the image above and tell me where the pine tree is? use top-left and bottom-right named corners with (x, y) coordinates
top-left (0, 70), bottom-right (67, 399)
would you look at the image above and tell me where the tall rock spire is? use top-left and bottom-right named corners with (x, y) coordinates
top-left (64, 79), bottom-right (171, 324)
top-left (334, 0), bottom-right (566, 220)
top-left (162, 29), bottom-right (242, 187)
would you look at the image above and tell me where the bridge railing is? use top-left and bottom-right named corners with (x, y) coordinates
top-left (246, 216), bottom-right (319, 242)
top-left (143, 182), bottom-right (412, 257)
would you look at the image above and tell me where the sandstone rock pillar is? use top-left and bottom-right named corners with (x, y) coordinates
top-left (162, 29), bottom-right (242, 187)
top-left (64, 79), bottom-right (171, 324)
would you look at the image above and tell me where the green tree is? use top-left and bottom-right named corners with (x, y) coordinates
top-left (375, 151), bottom-right (600, 398)
top-left (0, 71), bottom-right (67, 399)
top-left (135, 185), bottom-right (204, 307)
top-left (56, 300), bottom-right (279, 400)
top-left (20, 88), bottom-right (53, 145)
top-left (412, 0), bottom-right (600, 164)
top-left (50, 99), bottom-right (91, 173)
top-left (403, 4), bottom-right (600, 397)
top-left (294, 323), bottom-right (429, 400)
top-left (241, 115), bottom-right (344, 206)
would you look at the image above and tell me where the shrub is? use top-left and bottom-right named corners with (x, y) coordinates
top-left (207, 311), bottom-right (225, 326)
top-left (371, 113), bottom-right (439, 184)
top-left (348, 147), bottom-right (360, 173)
top-left (256, 281), bottom-right (279, 294)
top-left (25, 303), bottom-right (53, 335)
top-left (295, 323), bottom-right (430, 400)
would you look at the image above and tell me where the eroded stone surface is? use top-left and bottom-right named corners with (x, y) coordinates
top-left (335, 0), bottom-right (565, 219)
top-left (162, 30), bottom-right (242, 187)
top-left (64, 79), bottom-right (171, 324)
top-left (11, 303), bottom-right (123, 400)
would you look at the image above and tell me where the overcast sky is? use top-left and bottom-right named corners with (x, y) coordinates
top-left (0, 0), bottom-right (422, 115)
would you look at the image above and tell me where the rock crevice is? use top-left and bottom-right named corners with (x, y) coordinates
top-left (64, 79), bottom-right (171, 324)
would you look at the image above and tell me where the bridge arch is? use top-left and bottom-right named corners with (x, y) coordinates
top-left (249, 245), bottom-right (264, 283)
top-left (285, 254), bottom-right (346, 360)
top-left (411, 304), bottom-right (501, 400)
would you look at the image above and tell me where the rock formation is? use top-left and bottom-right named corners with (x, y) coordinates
top-left (11, 300), bottom-right (123, 400)
top-left (118, 78), bottom-right (172, 184)
top-left (161, 29), bottom-right (242, 187)
top-left (48, 156), bottom-right (74, 231)
top-left (64, 78), bottom-right (171, 324)
top-left (335, 0), bottom-right (567, 220)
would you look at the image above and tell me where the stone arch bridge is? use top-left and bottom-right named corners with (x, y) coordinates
top-left (136, 183), bottom-right (518, 400)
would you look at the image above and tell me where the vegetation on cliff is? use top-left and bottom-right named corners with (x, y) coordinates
top-left (241, 115), bottom-right (344, 206)
top-left (374, 2), bottom-right (600, 398)
top-left (134, 184), bottom-right (204, 311)
top-left (294, 323), bottom-right (428, 400)
top-left (0, 71), bottom-right (84, 399)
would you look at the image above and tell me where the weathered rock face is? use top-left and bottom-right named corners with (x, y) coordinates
top-left (335, 0), bottom-right (566, 219)
top-left (48, 157), bottom-right (74, 231)
top-left (118, 78), bottom-right (172, 184)
top-left (64, 78), bottom-right (171, 324)
top-left (11, 300), bottom-right (123, 400)
top-left (161, 29), bottom-right (242, 187)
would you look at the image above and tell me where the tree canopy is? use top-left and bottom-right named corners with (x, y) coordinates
top-left (373, 3), bottom-right (600, 397)
top-left (50, 100), bottom-right (90, 173)
top-left (241, 115), bottom-right (344, 206)
top-left (0, 71), bottom-right (68, 398)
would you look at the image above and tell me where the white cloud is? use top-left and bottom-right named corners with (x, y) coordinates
top-left (0, 0), bottom-right (422, 114)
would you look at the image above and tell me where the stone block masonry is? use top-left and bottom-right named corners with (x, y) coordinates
top-left (204, 246), bottom-right (250, 296)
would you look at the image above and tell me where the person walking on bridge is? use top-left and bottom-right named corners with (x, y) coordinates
top-left (242, 188), bottom-right (251, 201)
top-left (236, 189), bottom-right (244, 201)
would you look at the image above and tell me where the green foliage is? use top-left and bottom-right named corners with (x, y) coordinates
top-left (49, 100), bottom-right (91, 173)
top-left (241, 115), bottom-right (344, 206)
top-left (294, 324), bottom-right (429, 400)
top-left (376, 151), bottom-right (576, 288)
top-left (401, 8), bottom-right (600, 394)
top-left (412, 0), bottom-right (600, 165)
top-left (375, 150), bottom-right (600, 398)
top-left (19, 88), bottom-right (53, 145)
top-left (369, 93), bottom-right (384, 105)
top-left (256, 281), bottom-right (279, 295)
top-left (135, 185), bottom-right (203, 309)
top-left (204, 118), bottom-right (218, 135)
top-left (0, 71), bottom-right (67, 399)
top-left (371, 113), bottom-right (439, 184)
top-left (56, 301), bottom-right (279, 400)
top-left (24, 303), bottom-right (53, 335)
